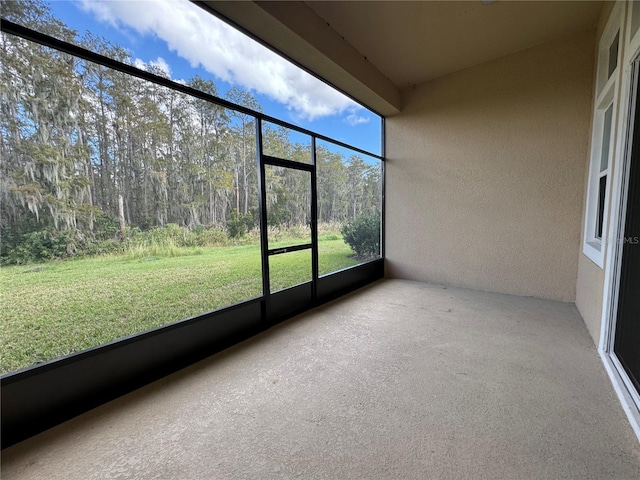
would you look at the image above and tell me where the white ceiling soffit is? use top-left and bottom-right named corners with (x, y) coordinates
top-left (205, 1), bottom-right (603, 116)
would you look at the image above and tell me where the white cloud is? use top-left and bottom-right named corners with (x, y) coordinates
top-left (149, 57), bottom-right (171, 77)
top-left (78, 0), bottom-right (364, 121)
top-left (133, 57), bottom-right (171, 77)
top-left (345, 110), bottom-right (371, 126)
top-left (133, 58), bottom-right (146, 71)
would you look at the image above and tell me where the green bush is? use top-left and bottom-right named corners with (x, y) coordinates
top-left (200, 227), bottom-right (229, 246)
top-left (2, 229), bottom-right (73, 264)
top-left (93, 212), bottom-right (119, 241)
top-left (341, 213), bottom-right (381, 257)
top-left (267, 203), bottom-right (289, 227)
top-left (82, 239), bottom-right (123, 256)
top-left (0, 222), bottom-right (237, 265)
top-left (226, 211), bottom-right (254, 238)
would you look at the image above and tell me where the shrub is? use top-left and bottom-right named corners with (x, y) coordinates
top-left (1, 229), bottom-right (72, 264)
top-left (93, 213), bottom-right (119, 241)
top-left (197, 227), bottom-right (229, 247)
top-left (341, 213), bottom-right (381, 257)
top-left (267, 203), bottom-right (289, 227)
top-left (83, 239), bottom-right (123, 256)
top-left (0, 222), bottom-right (236, 265)
top-left (226, 211), bottom-right (254, 238)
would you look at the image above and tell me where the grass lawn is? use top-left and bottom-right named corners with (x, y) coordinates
top-left (0, 238), bottom-right (359, 374)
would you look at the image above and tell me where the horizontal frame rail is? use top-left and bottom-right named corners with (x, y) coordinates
top-left (262, 156), bottom-right (315, 171)
top-left (0, 19), bottom-right (383, 162)
top-left (268, 243), bottom-right (312, 256)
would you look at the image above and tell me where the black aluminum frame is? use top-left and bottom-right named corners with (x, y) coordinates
top-left (0, 21), bottom-right (383, 162)
top-left (0, 17), bottom-right (385, 448)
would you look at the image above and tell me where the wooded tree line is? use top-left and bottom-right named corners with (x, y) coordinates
top-left (0, 0), bottom-right (381, 253)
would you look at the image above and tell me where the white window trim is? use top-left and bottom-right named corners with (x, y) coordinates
top-left (599, 54), bottom-right (640, 435)
top-left (584, 89), bottom-right (616, 266)
top-left (599, 1), bottom-right (640, 443)
top-left (583, 3), bottom-right (624, 268)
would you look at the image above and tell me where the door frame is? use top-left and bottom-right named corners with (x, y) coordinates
top-left (600, 45), bottom-right (640, 440)
top-left (256, 119), bottom-right (319, 323)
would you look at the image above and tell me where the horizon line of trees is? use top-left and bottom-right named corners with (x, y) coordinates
top-left (0, 0), bottom-right (382, 263)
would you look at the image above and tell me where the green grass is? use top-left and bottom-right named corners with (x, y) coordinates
top-left (0, 238), bottom-right (359, 374)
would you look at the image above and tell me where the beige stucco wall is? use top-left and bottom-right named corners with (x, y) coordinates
top-left (575, 1), bottom-right (616, 347)
top-left (385, 29), bottom-right (595, 302)
top-left (576, 254), bottom-right (606, 343)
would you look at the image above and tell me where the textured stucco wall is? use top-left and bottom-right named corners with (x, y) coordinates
top-left (575, 1), bottom-right (616, 346)
top-left (385, 29), bottom-right (595, 302)
top-left (576, 254), bottom-right (606, 344)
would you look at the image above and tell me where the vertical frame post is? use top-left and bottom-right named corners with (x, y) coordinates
top-left (311, 136), bottom-right (319, 302)
top-left (255, 118), bottom-right (270, 317)
top-left (381, 116), bottom-right (386, 261)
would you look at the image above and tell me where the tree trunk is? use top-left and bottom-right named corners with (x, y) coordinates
top-left (118, 194), bottom-right (126, 239)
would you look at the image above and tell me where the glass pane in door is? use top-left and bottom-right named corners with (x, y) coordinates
top-left (265, 165), bottom-right (312, 249)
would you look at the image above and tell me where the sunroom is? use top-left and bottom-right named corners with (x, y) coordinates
top-left (2, 1), bottom-right (640, 478)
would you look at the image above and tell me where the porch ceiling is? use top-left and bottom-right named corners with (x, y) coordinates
top-left (306, 1), bottom-right (604, 88)
top-left (206, 1), bottom-right (603, 116)
top-left (205, 0), bottom-right (603, 115)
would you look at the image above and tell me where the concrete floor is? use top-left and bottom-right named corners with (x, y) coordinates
top-left (3, 279), bottom-right (640, 479)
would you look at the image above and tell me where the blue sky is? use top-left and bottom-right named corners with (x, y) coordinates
top-left (45, 0), bottom-right (382, 155)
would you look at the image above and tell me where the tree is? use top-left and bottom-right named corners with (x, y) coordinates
top-left (226, 87), bottom-right (260, 216)
top-left (188, 76), bottom-right (232, 226)
top-left (1, 0), bottom-right (93, 234)
top-left (1, 0), bottom-right (383, 264)
top-left (317, 145), bottom-right (348, 224)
